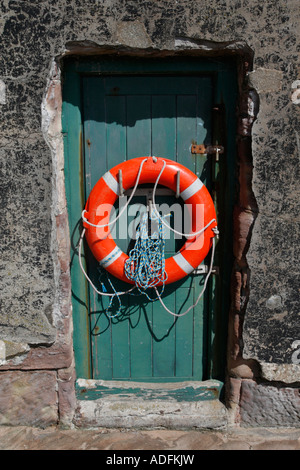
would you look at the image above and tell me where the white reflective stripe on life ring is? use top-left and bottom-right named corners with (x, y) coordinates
top-left (103, 171), bottom-right (119, 195)
top-left (99, 245), bottom-right (122, 268)
top-left (180, 178), bottom-right (203, 201)
top-left (172, 252), bottom-right (194, 274)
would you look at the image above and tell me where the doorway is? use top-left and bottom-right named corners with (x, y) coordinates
top-left (62, 55), bottom-right (237, 388)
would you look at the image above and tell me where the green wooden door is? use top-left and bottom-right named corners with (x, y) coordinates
top-left (62, 57), bottom-right (237, 384)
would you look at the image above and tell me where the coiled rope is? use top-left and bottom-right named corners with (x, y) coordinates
top-left (124, 209), bottom-right (168, 293)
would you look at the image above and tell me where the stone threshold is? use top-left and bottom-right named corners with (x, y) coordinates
top-left (73, 379), bottom-right (228, 430)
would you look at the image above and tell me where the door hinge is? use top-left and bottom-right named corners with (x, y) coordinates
top-left (191, 143), bottom-right (224, 160)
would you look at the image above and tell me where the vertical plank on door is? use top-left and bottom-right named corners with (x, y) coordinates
top-left (82, 76), bottom-right (110, 379)
top-left (82, 77), bottom-right (107, 193)
top-left (176, 95), bottom-right (197, 172)
top-left (105, 95), bottom-right (127, 168)
top-left (112, 313), bottom-right (130, 379)
top-left (126, 93), bottom-right (153, 379)
top-left (152, 289), bottom-right (176, 378)
top-left (127, 95), bottom-right (151, 158)
top-left (152, 95), bottom-right (176, 159)
top-left (196, 77), bottom-right (213, 185)
top-left (130, 296), bottom-right (153, 379)
top-left (175, 285), bottom-right (195, 378)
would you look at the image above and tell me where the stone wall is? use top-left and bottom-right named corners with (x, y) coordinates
top-left (0, 0), bottom-right (299, 428)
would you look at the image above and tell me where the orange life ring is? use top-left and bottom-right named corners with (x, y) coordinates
top-left (82, 157), bottom-right (217, 285)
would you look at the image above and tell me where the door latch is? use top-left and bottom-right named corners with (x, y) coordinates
top-left (193, 265), bottom-right (219, 275)
top-left (191, 143), bottom-right (224, 161)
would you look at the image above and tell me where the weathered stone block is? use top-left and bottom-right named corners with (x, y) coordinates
top-left (0, 371), bottom-right (58, 427)
top-left (240, 380), bottom-right (300, 427)
top-left (248, 68), bottom-right (283, 94)
top-left (57, 365), bottom-right (77, 427)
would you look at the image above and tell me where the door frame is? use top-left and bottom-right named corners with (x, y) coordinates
top-left (62, 55), bottom-right (238, 384)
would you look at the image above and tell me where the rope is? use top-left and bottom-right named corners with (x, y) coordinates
top-left (124, 210), bottom-right (168, 293)
top-left (154, 229), bottom-right (217, 317)
top-left (79, 157), bottom-right (154, 317)
top-left (78, 227), bottom-right (135, 318)
top-left (78, 157), bottom-right (158, 317)
top-left (151, 159), bottom-right (217, 238)
top-left (78, 156), bottom-right (218, 318)
top-left (78, 228), bottom-right (134, 297)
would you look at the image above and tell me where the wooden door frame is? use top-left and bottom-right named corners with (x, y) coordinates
top-left (62, 54), bottom-right (238, 384)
